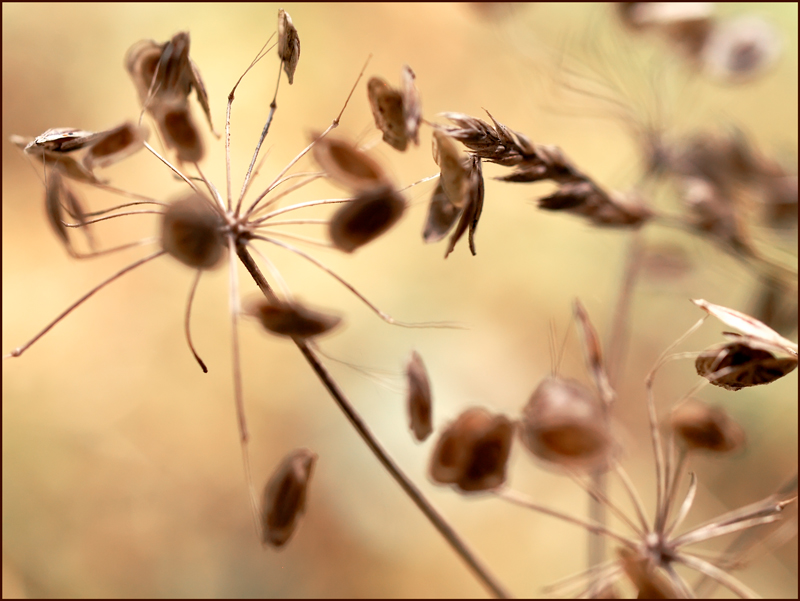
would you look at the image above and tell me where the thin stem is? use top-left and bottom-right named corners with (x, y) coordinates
top-left (184, 270), bottom-right (208, 373)
top-left (236, 245), bottom-right (511, 599)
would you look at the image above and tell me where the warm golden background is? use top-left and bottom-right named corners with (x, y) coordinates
top-left (3, 3), bottom-right (797, 598)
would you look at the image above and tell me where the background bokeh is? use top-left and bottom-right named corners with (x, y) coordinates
top-left (3, 3), bottom-right (797, 598)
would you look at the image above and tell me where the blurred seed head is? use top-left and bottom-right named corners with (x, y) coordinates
top-left (670, 399), bottom-right (746, 454)
top-left (261, 448), bottom-right (317, 548)
top-left (520, 376), bottom-right (615, 472)
top-left (248, 297), bottom-right (341, 339)
top-left (406, 351), bottom-right (433, 442)
top-left (277, 9), bottom-right (300, 84)
top-left (328, 185), bottom-right (406, 253)
top-left (429, 407), bottom-right (514, 493)
top-left (161, 193), bottom-right (226, 269)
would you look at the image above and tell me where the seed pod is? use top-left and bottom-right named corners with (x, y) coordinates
top-left (153, 100), bottom-right (204, 163)
top-left (422, 179), bottom-right (461, 243)
top-left (401, 65), bottom-right (421, 147)
top-left (537, 182), bottom-right (653, 228)
top-left (406, 351), bottom-right (433, 442)
top-left (261, 448), bottom-right (317, 548)
top-left (249, 298), bottom-right (341, 339)
top-left (432, 130), bottom-right (469, 208)
top-left (83, 121), bottom-right (148, 171)
top-left (701, 16), bottom-right (781, 83)
top-left (26, 127), bottom-right (102, 154)
top-left (329, 186), bottom-right (406, 253)
top-left (444, 155), bottom-right (484, 258)
top-left (161, 193), bottom-right (225, 269)
top-left (277, 9), bottom-right (300, 84)
top-left (520, 376), bottom-right (614, 472)
top-left (695, 340), bottom-right (797, 391)
top-left (670, 399), bottom-right (745, 454)
top-left (312, 134), bottom-right (392, 193)
top-left (429, 407), bottom-right (513, 493)
top-left (366, 65), bottom-right (421, 152)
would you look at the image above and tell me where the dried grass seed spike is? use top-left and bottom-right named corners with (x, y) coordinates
top-left (432, 130), bottom-right (469, 208)
top-left (701, 15), bottom-right (781, 83)
top-left (312, 134), bottom-right (391, 192)
top-left (695, 341), bottom-right (797, 391)
top-left (367, 76), bottom-right (408, 151)
top-left (83, 121), bottom-right (148, 171)
top-left (161, 193), bottom-right (225, 269)
top-left (401, 65), bottom-right (421, 146)
top-left (406, 351), bottom-right (433, 442)
top-left (261, 448), bottom-right (317, 548)
top-left (278, 9), bottom-right (300, 84)
top-left (520, 376), bottom-right (614, 472)
top-left (670, 399), bottom-right (745, 453)
top-left (329, 185), bottom-right (406, 253)
top-left (249, 298), bottom-right (341, 339)
top-left (423, 180), bottom-right (462, 243)
top-left (429, 407), bottom-right (513, 493)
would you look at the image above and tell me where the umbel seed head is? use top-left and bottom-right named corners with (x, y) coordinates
top-left (161, 193), bottom-right (225, 269)
top-left (520, 376), bottom-right (614, 472)
top-left (670, 399), bottom-right (745, 454)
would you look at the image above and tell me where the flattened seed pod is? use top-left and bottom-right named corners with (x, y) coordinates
top-left (261, 448), bottom-right (317, 548)
top-left (278, 9), bottom-right (300, 84)
top-left (329, 185), bottom-right (406, 253)
top-left (406, 351), bottom-right (433, 442)
top-left (83, 121), bottom-right (148, 171)
top-left (368, 76), bottom-right (407, 151)
top-left (154, 101), bottom-right (204, 163)
top-left (670, 399), bottom-right (745, 453)
top-left (695, 341), bottom-right (797, 391)
top-left (161, 193), bottom-right (225, 269)
top-left (249, 298), bottom-right (341, 339)
top-left (312, 134), bottom-right (391, 192)
top-left (423, 179), bottom-right (461, 243)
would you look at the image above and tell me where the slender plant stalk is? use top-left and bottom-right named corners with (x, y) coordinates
top-left (236, 244), bottom-right (511, 599)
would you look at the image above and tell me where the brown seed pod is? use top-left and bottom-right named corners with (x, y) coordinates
top-left (249, 297), bottom-right (341, 339)
top-left (25, 127), bottom-right (102, 154)
top-left (429, 407), bottom-right (513, 493)
top-left (701, 15), bottom-right (781, 83)
top-left (406, 351), bottom-right (433, 442)
top-left (261, 448), bottom-right (317, 548)
top-left (670, 399), bottom-right (745, 454)
top-left (432, 130), bottom-right (469, 208)
top-left (695, 341), bottom-right (797, 391)
top-left (153, 101), bottom-right (204, 163)
top-left (312, 134), bottom-right (392, 193)
top-left (83, 121), bottom-right (148, 171)
top-left (368, 77), bottom-right (408, 151)
top-left (444, 155), bottom-right (484, 258)
top-left (520, 376), bottom-right (614, 472)
top-left (401, 65), bottom-right (421, 147)
top-left (422, 179), bottom-right (461, 243)
top-left (161, 193), bottom-right (225, 269)
top-left (277, 9), bottom-right (300, 85)
top-left (329, 185), bottom-right (406, 253)
top-left (537, 182), bottom-right (653, 228)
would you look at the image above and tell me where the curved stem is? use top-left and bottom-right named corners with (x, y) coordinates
top-left (236, 245), bottom-right (511, 599)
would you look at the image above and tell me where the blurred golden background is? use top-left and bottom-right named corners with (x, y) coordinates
top-left (3, 3), bottom-right (797, 598)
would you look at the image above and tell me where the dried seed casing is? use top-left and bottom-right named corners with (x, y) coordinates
top-left (670, 399), bottom-right (745, 453)
top-left (161, 193), bottom-right (226, 269)
top-left (248, 298), bottom-right (341, 339)
top-left (311, 134), bottom-right (392, 193)
top-left (695, 341), bottom-right (797, 391)
top-left (329, 185), bottom-right (406, 253)
top-left (261, 448), bottom-right (317, 548)
top-left (277, 9), bottom-right (300, 84)
top-left (406, 351), bottom-right (433, 442)
top-left (368, 76), bottom-right (408, 151)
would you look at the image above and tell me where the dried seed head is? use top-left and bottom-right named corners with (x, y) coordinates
top-left (154, 101), bottom-right (205, 163)
top-left (520, 376), bottom-right (614, 472)
top-left (695, 340), bottom-right (797, 391)
top-left (83, 121), bottom-right (148, 171)
top-left (277, 9), bottom-right (300, 84)
top-left (161, 193), bottom-right (225, 269)
top-left (261, 448), bottom-right (317, 548)
top-left (670, 399), bottom-right (745, 454)
top-left (249, 297), bottom-right (341, 339)
top-left (429, 407), bottom-right (513, 493)
top-left (406, 351), bottom-right (433, 442)
top-left (329, 185), bottom-right (406, 253)
top-left (312, 134), bottom-right (392, 193)
top-left (537, 182), bottom-right (653, 228)
top-left (701, 16), bottom-right (781, 82)
top-left (432, 130), bottom-right (469, 209)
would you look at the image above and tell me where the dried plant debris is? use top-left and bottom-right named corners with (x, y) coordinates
top-left (695, 340), bottom-right (797, 391)
top-left (444, 155), bottom-right (484, 257)
top-left (617, 546), bottom-right (682, 600)
top-left (422, 179), bottom-right (462, 243)
top-left (520, 376), bottom-right (614, 472)
top-left (538, 181), bottom-right (652, 228)
top-left (429, 407), bottom-right (513, 493)
top-left (82, 122), bottom-right (148, 171)
top-left (406, 351), bottom-right (433, 442)
top-left (249, 297), bottom-right (341, 339)
top-left (161, 193), bottom-right (226, 269)
top-left (312, 134), bottom-right (393, 193)
top-left (277, 9), bottom-right (300, 84)
top-left (367, 65), bottom-right (421, 151)
top-left (44, 171), bottom-right (92, 256)
top-left (261, 448), bottom-right (317, 548)
top-left (670, 399), bottom-right (745, 454)
top-left (329, 185), bottom-right (406, 253)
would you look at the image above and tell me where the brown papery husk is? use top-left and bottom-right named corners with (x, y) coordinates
top-left (695, 341), bottom-right (797, 391)
top-left (312, 134), bottom-right (392, 193)
top-left (161, 193), bottom-right (225, 269)
top-left (261, 448), bottom-right (317, 548)
top-left (249, 298), bottom-right (341, 340)
top-left (329, 185), bottom-right (406, 253)
top-left (368, 76), bottom-right (407, 151)
top-left (670, 399), bottom-right (745, 454)
top-left (277, 9), bottom-right (300, 84)
top-left (406, 351), bottom-right (433, 442)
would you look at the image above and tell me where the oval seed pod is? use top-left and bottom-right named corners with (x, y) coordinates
top-left (401, 65), bottom-right (421, 147)
top-left (695, 341), bottom-right (797, 391)
top-left (261, 448), bottom-right (317, 548)
top-left (520, 376), bottom-right (614, 472)
top-left (249, 297), bottom-right (341, 339)
top-left (161, 193), bottom-right (225, 269)
top-left (406, 351), bottom-right (433, 442)
top-left (277, 9), bottom-right (300, 85)
top-left (429, 407), bottom-right (513, 493)
top-left (367, 76), bottom-right (408, 151)
top-left (670, 399), bottom-right (745, 454)
top-left (154, 100), bottom-right (204, 163)
top-left (312, 134), bottom-right (392, 193)
top-left (83, 121), bottom-right (148, 171)
top-left (432, 130), bottom-right (469, 209)
top-left (329, 185), bottom-right (406, 253)
top-left (422, 179), bottom-right (461, 243)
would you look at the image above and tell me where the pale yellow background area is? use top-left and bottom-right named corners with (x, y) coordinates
top-left (3, 3), bottom-right (797, 598)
